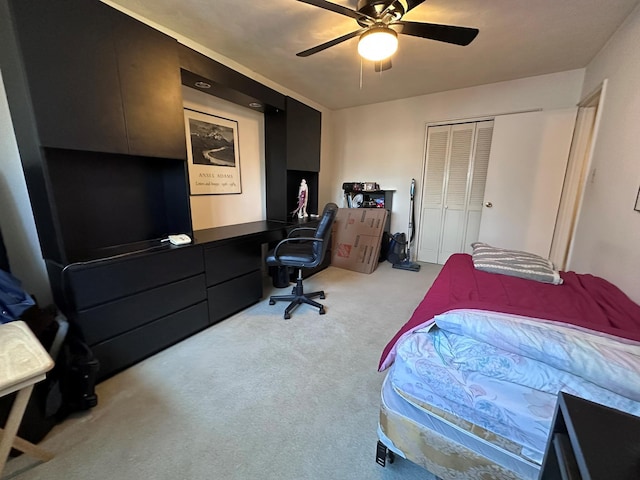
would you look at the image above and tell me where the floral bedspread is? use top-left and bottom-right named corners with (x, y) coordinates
top-left (389, 309), bottom-right (640, 462)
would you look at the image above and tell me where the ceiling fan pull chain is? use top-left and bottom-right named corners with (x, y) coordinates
top-left (360, 57), bottom-right (363, 90)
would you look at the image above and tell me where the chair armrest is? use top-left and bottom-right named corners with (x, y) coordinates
top-left (287, 227), bottom-right (316, 238)
top-left (273, 236), bottom-right (324, 259)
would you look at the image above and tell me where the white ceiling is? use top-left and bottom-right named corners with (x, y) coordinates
top-left (109, 0), bottom-right (640, 110)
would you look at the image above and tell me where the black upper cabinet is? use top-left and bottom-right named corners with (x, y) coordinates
top-left (285, 97), bottom-right (321, 172)
top-left (10, 0), bottom-right (128, 154)
top-left (110, 9), bottom-right (186, 159)
top-left (8, 0), bottom-right (185, 159)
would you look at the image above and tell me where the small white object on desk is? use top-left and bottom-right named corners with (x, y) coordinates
top-left (168, 234), bottom-right (192, 246)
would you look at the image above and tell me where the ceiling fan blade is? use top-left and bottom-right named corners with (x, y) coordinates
top-left (391, 21), bottom-right (479, 46)
top-left (404, 0), bottom-right (427, 13)
top-left (297, 0), bottom-right (375, 22)
top-left (374, 58), bottom-right (392, 72)
top-left (296, 28), bottom-right (367, 57)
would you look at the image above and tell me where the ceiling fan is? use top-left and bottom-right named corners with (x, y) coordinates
top-left (296, 0), bottom-right (479, 71)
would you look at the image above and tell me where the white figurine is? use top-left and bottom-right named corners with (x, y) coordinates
top-left (292, 179), bottom-right (309, 219)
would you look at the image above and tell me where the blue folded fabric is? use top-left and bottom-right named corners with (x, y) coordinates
top-left (0, 268), bottom-right (35, 324)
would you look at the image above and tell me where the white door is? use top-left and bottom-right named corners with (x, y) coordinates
top-left (478, 108), bottom-right (577, 258)
top-left (462, 122), bottom-right (494, 255)
top-left (438, 124), bottom-right (475, 263)
top-left (417, 125), bottom-right (450, 263)
top-left (417, 121), bottom-right (494, 264)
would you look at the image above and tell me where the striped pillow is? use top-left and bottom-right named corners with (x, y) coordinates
top-left (471, 242), bottom-right (563, 285)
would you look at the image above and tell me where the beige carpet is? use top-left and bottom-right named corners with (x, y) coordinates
top-left (5, 261), bottom-right (442, 480)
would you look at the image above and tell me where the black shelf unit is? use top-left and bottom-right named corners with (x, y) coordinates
top-left (1, 0), bottom-right (191, 266)
top-left (264, 98), bottom-right (321, 221)
top-left (44, 149), bottom-right (191, 264)
top-left (1, 0), bottom-right (324, 381)
top-left (344, 189), bottom-right (394, 233)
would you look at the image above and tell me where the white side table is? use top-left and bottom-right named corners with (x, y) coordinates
top-left (0, 321), bottom-right (55, 475)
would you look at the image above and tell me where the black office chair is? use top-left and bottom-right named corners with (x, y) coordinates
top-left (265, 202), bottom-right (338, 319)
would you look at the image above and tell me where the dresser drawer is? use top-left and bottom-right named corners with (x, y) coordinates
top-left (64, 245), bottom-right (204, 309)
top-left (92, 300), bottom-right (209, 381)
top-left (207, 270), bottom-right (262, 323)
top-left (77, 274), bottom-right (206, 345)
top-left (204, 240), bottom-right (262, 287)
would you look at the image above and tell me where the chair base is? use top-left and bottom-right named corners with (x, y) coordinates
top-left (269, 272), bottom-right (326, 320)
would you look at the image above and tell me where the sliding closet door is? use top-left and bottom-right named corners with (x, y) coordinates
top-left (478, 108), bottom-right (577, 257)
top-left (417, 120), bottom-right (493, 264)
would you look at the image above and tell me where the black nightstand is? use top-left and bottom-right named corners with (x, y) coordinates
top-left (539, 392), bottom-right (640, 479)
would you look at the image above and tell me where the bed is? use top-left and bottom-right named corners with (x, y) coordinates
top-left (376, 252), bottom-right (640, 479)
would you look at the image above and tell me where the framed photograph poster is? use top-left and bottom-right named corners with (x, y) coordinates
top-left (184, 109), bottom-right (241, 195)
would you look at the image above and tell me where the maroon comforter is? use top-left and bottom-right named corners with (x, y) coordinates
top-left (379, 253), bottom-right (640, 371)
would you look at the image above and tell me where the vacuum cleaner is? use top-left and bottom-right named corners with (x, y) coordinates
top-left (392, 178), bottom-right (421, 272)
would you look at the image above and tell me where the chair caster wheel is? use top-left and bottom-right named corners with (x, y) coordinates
top-left (284, 313), bottom-right (291, 320)
top-left (320, 294), bottom-right (325, 299)
top-left (269, 299), bottom-right (275, 305)
top-left (319, 308), bottom-right (325, 315)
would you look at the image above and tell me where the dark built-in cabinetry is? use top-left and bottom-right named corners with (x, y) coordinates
top-left (49, 246), bottom-right (208, 381)
top-left (539, 392), bottom-right (640, 480)
top-left (177, 45), bottom-right (322, 221)
top-left (265, 96), bottom-right (322, 221)
top-left (1, 0), bottom-right (191, 266)
top-left (1, 0), bottom-right (323, 381)
top-left (7, 0), bottom-right (185, 159)
top-left (45, 222), bottom-right (284, 381)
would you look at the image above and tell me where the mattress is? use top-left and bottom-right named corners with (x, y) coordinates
top-left (389, 310), bottom-right (640, 463)
top-left (379, 372), bottom-right (539, 480)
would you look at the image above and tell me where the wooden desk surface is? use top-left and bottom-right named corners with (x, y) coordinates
top-left (0, 321), bottom-right (54, 396)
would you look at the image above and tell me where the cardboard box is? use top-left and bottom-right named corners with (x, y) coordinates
top-left (331, 208), bottom-right (388, 274)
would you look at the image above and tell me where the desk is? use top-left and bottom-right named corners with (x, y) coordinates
top-left (195, 221), bottom-right (291, 325)
top-left (48, 220), bottom-right (320, 382)
top-left (193, 220), bottom-right (291, 245)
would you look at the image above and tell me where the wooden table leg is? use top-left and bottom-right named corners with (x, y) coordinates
top-left (0, 385), bottom-right (35, 473)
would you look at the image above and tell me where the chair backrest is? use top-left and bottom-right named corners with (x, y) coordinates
top-left (312, 202), bottom-right (338, 263)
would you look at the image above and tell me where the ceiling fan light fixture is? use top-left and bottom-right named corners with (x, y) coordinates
top-left (357, 26), bottom-right (398, 61)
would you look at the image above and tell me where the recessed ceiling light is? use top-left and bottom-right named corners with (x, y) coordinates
top-left (249, 102), bottom-right (262, 108)
top-left (195, 81), bottom-right (211, 89)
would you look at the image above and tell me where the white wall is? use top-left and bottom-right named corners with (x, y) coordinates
top-left (183, 87), bottom-right (266, 230)
top-left (569, 4), bottom-right (640, 303)
top-left (0, 70), bottom-right (52, 303)
top-left (329, 70), bottom-right (585, 237)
